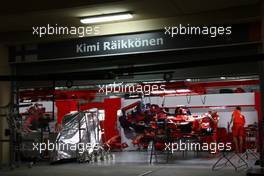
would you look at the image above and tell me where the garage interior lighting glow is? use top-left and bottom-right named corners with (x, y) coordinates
top-left (175, 89), bottom-right (191, 93)
top-left (151, 90), bottom-right (176, 94)
top-left (80, 12), bottom-right (133, 24)
top-left (151, 89), bottom-right (191, 94)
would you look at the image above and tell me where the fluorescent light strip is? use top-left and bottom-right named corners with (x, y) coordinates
top-left (80, 13), bottom-right (133, 24)
top-left (151, 89), bottom-right (191, 94)
top-left (151, 90), bottom-right (177, 94)
top-left (175, 89), bottom-right (191, 93)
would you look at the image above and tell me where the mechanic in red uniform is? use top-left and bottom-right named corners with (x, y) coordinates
top-left (230, 106), bottom-right (246, 153)
top-left (209, 111), bottom-right (219, 143)
top-left (200, 111), bottom-right (219, 154)
top-left (23, 104), bottom-right (45, 132)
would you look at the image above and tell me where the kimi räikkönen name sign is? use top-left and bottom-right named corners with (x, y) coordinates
top-left (9, 23), bottom-right (255, 62)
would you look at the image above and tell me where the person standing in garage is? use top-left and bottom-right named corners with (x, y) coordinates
top-left (230, 106), bottom-right (246, 153)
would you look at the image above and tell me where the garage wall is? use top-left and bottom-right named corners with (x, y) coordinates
top-left (19, 101), bottom-right (55, 114)
top-left (0, 44), bottom-right (11, 166)
top-left (122, 93), bottom-right (255, 107)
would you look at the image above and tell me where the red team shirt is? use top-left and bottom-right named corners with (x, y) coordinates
top-left (232, 110), bottom-right (245, 137)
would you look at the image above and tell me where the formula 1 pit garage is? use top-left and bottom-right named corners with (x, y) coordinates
top-left (1, 1), bottom-right (264, 176)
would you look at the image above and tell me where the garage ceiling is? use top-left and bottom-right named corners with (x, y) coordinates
top-left (173, 0), bottom-right (259, 13)
top-left (0, 0), bottom-right (261, 43)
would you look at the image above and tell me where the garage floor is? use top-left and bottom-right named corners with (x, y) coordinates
top-left (0, 164), bottom-right (248, 176)
top-left (0, 151), bottom-right (258, 176)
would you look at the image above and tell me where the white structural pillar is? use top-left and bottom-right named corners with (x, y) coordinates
top-left (0, 44), bottom-right (11, 166)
